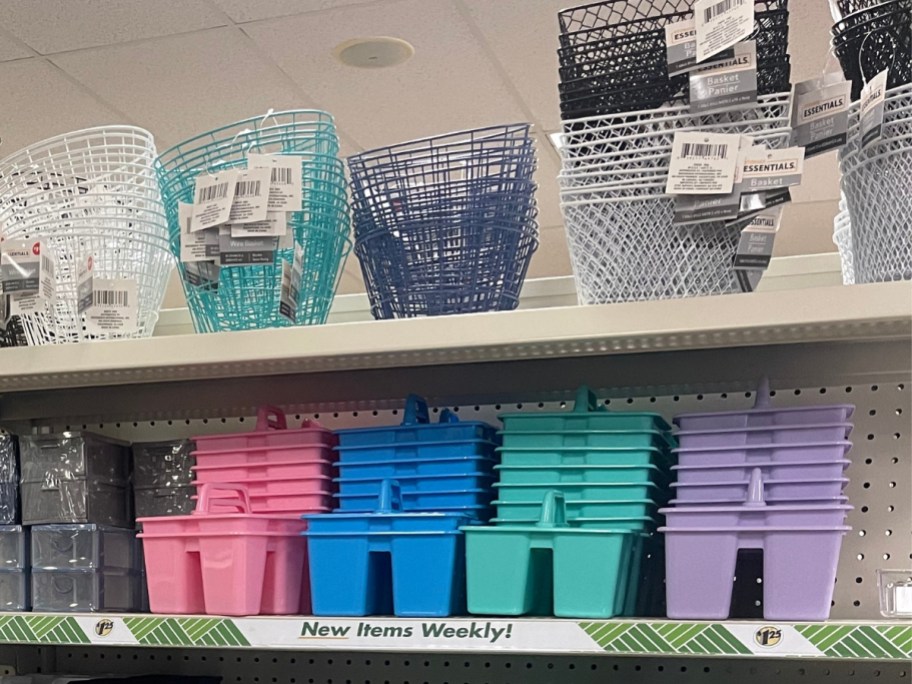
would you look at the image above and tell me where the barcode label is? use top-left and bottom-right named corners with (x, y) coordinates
top-left (682, 143), bottom-right (729, 159)
top-left (197, 182), bottom-right (230, 203)
top-left (235, 180), bottom-right (262, 198)
top-left (271, 167), bottom-right (292, 185)
top-left (41, 254), bottom-right (54, 276)
top-left (93, 289), bottom-right (129, 307)
top-left (704, 0), bottom-right (743, 22)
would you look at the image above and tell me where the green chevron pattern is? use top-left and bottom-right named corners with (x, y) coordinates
top-left (124, 617), bottom-right (249, 647)
top-left (0, 615), bottom-right (89, 644)
top-left (580, 621), bottom-right (751, 656)
top-left (796, 624), bottom-right (912, 660)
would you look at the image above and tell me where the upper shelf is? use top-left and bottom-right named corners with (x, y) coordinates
top-left (0, 282), bottom-right (908, 424)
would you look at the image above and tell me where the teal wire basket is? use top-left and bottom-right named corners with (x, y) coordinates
top-left (155, 111), bottom-right (352, 332)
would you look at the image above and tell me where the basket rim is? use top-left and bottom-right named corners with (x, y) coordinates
top-left (0, 125), bottom-right (156, 169)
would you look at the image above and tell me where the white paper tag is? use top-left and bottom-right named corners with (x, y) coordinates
top-left (790, 75), bottom-right (852, 157)
top-left (248, 153), bottom-right (304, 212)
top-left (695, 0), bottom-right (754, 63)
top-left (279, 244), bottom-right (304, 323)
top-left (666, 131), bottom-right (742, 195)
top-left (734, 206), bottom-right (783, 292)
top-left (860, 69), bottom-right (888, 149)
top-left (190, 170), bottom-right (239, 232)
top-left (179, 202), bottom-right (219, 263)
top-left (229, 211), bottom-right (287, 238)
top-left (1, 239), bottom-right (46, 294)
top-left (218, 227), bottom-right (277, 267)
top-left (741, 146), bottom-right (806, 192)
top-left (76, 253), bottom-right (94, 317)
top-left (689, 40), bottom-right (757, 113)
top-left (278, 226), bottom-right (295, 250)
top-left (84, 277), bottom-right (138, 335)
top-left (228, 167), bottom-right (271, 224)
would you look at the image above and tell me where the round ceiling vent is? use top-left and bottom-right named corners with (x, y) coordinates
top-left (333, 36), bottom-right (415, 68)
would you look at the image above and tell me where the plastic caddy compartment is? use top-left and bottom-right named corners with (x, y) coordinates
top-left (19, 432), bottom-right (132, 527)
top-left (139, 484), bottom-right (310, 616)
top-left (495, 464), bottom-right (666, 485)
top-left (336, 456), bottom-right (496, 479)
top-left (0, 126), bottom-right (172, 345)
top-left (465, 491), bottom-right (645, 618)
top-left (305, 481), bottom-right (470, 617)
top-left (155, 110), bottom-right (351, 333)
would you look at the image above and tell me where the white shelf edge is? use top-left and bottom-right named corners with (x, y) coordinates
top-left (0, 614), bottom-right (907, 661)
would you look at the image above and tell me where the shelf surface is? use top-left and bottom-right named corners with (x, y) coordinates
top-left (0, 614), bottom-right (907, 660)
top-left (0, 282), bottom-right (909, 393)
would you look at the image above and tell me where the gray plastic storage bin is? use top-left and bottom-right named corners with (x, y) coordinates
top-left (133, 440), bottom-right (195, 488)
top-left (19, 432), bottom-right (131, 526)
top-left (134, 485), bottom-right (195, 518)
top-left (0, 570), bottom-right (28, 610)
top-left (0, 525), bottom-right (28, 570)
top-left (0, 437), bottom-right (19, 524)
top-left (31, 524), bottom-right (136, 571)
top-left (31, 569), bottom-right (138, 612)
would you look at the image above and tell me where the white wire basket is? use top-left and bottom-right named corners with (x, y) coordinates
top-left (838, 84), bottom-right (912, 284)
top-left (833, 197), bottom-right (855, 285)
top-left (0, 126), bottom-right (172, 345)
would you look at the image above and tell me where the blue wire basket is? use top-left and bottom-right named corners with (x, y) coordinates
top-left (348, 124), bottom-right (539, 319)
top-left (155, 111), bottom-right (351, 332)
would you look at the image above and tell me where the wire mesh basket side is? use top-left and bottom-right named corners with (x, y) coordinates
top-left (833, 206), bottom-right (855, 285)
top-left (355, 220), bottom-right (539, 318)
top-left (560, 195), bottom-right (749, 304)
top-left (0, 126), bottom-right (171, 344)
top-left (155, 111), bottom-right (351, 333)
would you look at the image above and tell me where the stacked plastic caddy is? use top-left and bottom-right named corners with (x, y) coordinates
top-left (0, 526), bottom-right (28, 610)
top-left (139, 407), bottom-right (336, 614)
top-left (662, 383), bottom-right (854, 620)
top-left (305, 395), bottom-right (498, 616)
top-left (464, 386), bottom-right (674, 618)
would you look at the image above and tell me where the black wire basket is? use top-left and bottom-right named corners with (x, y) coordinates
top-left (832, 0), bottom-right (903, 21)
top-left (832, 1), bottom-right (912, 99)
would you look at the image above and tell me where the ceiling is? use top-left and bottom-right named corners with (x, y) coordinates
top-left (0, 0), bottom-right (842, 296)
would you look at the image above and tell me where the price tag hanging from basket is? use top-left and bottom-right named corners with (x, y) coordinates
top-left (666, 131), bottom-right (742, 195)
top-left (190, 169), bottom-right (239, 233)
top-left (83, 277), bottom-right (139, 337)
top-left (694, 0), bottom-right (755, 63)
top-left (689, 41), bottom-right (758, 113)
top-left (859, 69), bottom-right (888, 149)
top-left (0, 239), bottom-right (56, 316)
top-left (734, 206), bottom-right (783, 292)
top-left (790, 74), bottom-right (853, 158)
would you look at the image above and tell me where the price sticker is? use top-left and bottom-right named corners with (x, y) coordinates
top-left (191, 169), bottom-right (239, 232)
top-left (248, 153), bottom-right (304, 212)
top-left (695, 0), bottom-right (755, 63)
top-left (666, 132), bottom-right (742, 195)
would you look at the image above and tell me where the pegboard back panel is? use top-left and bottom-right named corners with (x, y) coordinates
top-left (23, 647), bottom-right (911, 683)
top-left (34, 381), bottom-right (912, 620)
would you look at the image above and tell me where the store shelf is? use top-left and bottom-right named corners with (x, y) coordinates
top-left (0, 614), bottom-right (907, 660)
top-left (0, 282), bottom-right (909, 426)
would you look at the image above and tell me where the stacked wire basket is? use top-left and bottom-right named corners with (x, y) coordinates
top-left (833, 195), bottom-right (855, 285)
top-left (0, 127), bottom-right (172, 345)
top-left (347, 125), bottom-right (539, 318)
top-left (155, 111), bottom-right (351, 332)
top-left (830, 0), bottom-right (912, 283)
top-left (557, 0), bottom-right (792, 119)
top-left (555, 1), bottom-right (795, 304)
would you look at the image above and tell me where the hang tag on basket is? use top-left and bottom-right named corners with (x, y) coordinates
top-left (84, 277), bottom-right (138, 336)
top-left (734, 207), bottom-right (783, 292)
top-left (694, 0), bottom-right (754, 63)
top-left (229, 212), bottom-right (287, 238)
top-left (183, 261), bottom-right (220, 290)
top-left (191, 169), bottom-right (239, 232)
top-left (248, 153), bottom-right (304, 212)
top-left (741, 145), bottom-right (805, 192)
top-left (666, 19), bottom-right (736, 77)
top-left (278, 226), bottom-right (295, 250)
top-left (76, 253), bottom-right (94, 317)
top-left (859, 69), bottom-right (888, 149)
top-left (790, 75), bottom-right (852, 157)
top-left (0, 294), bottom-right (8, 330)
top-left (179, 202), bottom-right (219, 262)
top-left (666, 132), bottom-right (742, 195)
top-left (674, 135), bottom-right (753, 223)
top-left (218, 228), bottom-right (277, 267)
top-left (279, 245), bottom-right (304, 323)
top-left (228, 167), bottom-right (271, 224)
top-left (689, 41), bottom-right (757, 113)
top-left (1, 239), bottom-right (50, 295)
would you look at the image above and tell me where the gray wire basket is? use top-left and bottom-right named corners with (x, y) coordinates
top-left (833, 198), bottom-right (855, 286)
top-left (838, 84), bottom-right (912, 284)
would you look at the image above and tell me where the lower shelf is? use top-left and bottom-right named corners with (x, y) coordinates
top-left (0, 614), bottom-right (908, 661)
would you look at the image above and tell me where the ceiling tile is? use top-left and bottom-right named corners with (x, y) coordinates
top-left (0, 58), bottom-right (123, 155)
top-left (462, 0), bottom-right (566, 132)
top-left (51, 28), bottom-right (319, 150)
top-left (0, 0), bottom-right (226, 54)
top-left (243, 0), bottom-right (527, 150)
top-left (211, 0), bottom-right (374, 23)
top-left (0, 28), bottom-right (31, 62)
